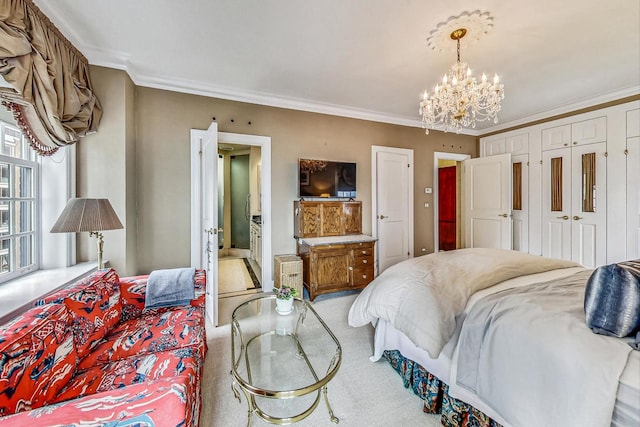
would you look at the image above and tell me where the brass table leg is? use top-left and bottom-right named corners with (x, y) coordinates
top-left (232, 375), bottom-right (254, 426)
top-left (323, 385), bottom-right (339, 424)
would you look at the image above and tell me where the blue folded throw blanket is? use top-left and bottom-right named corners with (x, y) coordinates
top-left (145, 267), bottom-right (196, 309)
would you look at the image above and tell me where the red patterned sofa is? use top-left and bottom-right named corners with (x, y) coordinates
top-left (0, 268), bottom-right (207, 426)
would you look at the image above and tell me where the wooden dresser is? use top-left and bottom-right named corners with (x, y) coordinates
top-left (294, 201), bottom-right (376, 301)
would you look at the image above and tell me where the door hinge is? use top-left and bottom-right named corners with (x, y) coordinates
top-left (624, 149), bottom-right (629, 155)
top-left (604, 152), bottom-right (608, 157)
top-left (539, 160), bottom-right (543, 165)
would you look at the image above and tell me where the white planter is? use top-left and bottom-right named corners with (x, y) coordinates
top-left (275, 297), bottom-right (294, 315)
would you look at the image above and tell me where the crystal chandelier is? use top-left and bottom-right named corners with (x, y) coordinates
top-left (419, 27), bottom-right (504, 134)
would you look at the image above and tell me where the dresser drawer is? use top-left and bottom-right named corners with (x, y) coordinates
top-left (354, 254), bottom-right (373, 267)
top-left (353, 246), bottom-right (373, 256)
top-left (353, 266), bottom-right (374, 287)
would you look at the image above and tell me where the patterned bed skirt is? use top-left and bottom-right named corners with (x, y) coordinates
top-left (383, 350), bottom-right (502, 427)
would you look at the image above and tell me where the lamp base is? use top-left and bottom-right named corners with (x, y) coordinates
top-left (89, 231), bottom-right (105, 270)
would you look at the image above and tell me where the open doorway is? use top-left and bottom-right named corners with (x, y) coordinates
top-left (217, 144), bottom-right (262, 299)
top-left (190, 126), bottom-right (272, 326)
top-left (433, 152), bottom-right (470, 252)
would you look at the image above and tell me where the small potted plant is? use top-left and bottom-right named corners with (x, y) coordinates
top-left (273, 285), bottom-right (298, 315)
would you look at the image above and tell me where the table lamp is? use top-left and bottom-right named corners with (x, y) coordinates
top-left (50, 198), bottom-right (123, 269)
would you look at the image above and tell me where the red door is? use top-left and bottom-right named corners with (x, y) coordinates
top-left (438, 166), bottom-right (456, 251)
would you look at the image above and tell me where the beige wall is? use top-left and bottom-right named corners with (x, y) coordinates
top-left (85, 67), bottom-right (477, 275)
top-left (78, 67), bottom-right (136, 275)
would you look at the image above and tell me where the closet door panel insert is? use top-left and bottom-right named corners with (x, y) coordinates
top-left (542, 124), bottom-right (571, 151)
top-left (512, 154), bottom-right (529, 252)
top-left (507, 133), bottom-right (530, 155)
top-left (571, 117), bottom-right (606, 146)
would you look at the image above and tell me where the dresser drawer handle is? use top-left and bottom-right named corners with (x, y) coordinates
top-left (362, 259), bottom-right (367, 264)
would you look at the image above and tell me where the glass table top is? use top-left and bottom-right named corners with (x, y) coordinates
top-left (230, 295), bottom-right (341, 424)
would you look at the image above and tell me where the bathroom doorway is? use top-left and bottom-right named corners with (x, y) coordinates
top-left (217, 143), bottom-right (262, 299)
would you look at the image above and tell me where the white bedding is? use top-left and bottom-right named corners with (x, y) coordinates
top-left (348, 248), bottom-right (578, 358)
top-left (351, 250), bottom-right (640, 427)
top-left (455, 269), bottom-right (632, 427)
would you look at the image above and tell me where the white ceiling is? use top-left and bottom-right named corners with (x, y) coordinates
top-left (35, 0), bottom-right (640, 136)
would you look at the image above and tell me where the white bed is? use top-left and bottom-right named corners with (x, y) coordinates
top-left (348, 248), bottom-right (640, 427)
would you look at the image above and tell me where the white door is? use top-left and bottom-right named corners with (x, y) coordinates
top-left (511, 154), bottom-right (529, 252)
top-left (463, 154), bottom-right (512, 249)
top-left (202, 122), bottom-right (219, 325)
top-left (628, 135), bottom-right (640, 260)
top-left (542, 147), bottom-right (572, 261)
top-left (571, 142), bottom-right (607, 267)
top-left (372, 146), bottom-right (413, 273)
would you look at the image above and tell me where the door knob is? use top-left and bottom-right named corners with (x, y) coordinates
top-left (573, 216), bottom-right (583, 220)
top-left (379, 215), bottom-right (388, 219)
top-left (556, 215), bottom-right (569, 220)
top-left (498, 213), bottom-right (508, 218)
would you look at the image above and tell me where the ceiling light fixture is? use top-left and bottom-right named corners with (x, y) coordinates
top-left (419, 11), bottom-right (504, 135)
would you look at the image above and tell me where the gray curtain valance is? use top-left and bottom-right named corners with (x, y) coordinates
top-left (0, 0), bottom-right (102, 155)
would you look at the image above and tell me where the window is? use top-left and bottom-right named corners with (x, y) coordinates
top-left (0, 120), bottom-right (38, 282)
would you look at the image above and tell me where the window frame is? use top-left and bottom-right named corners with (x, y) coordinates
top-left (0, 120), bottom-right (39, 283)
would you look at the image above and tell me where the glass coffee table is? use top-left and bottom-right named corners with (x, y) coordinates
top-left (231, 295), bottom-right (341, 426)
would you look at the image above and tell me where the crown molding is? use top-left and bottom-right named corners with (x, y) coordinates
top-left (479, 85), bottom-right (640, 135)
top-left (134, 69), bottom-right (431, 128)
top-left (31, 1), bottom-right (639, 140)
top-left (32, 1), bottom-right (474, 135)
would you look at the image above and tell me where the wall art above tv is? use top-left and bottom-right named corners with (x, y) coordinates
top-left (298, 158), bottom-right (356, 198)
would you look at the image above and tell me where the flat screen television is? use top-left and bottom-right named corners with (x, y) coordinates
top-left (298, 159), bottom-right (357, 198)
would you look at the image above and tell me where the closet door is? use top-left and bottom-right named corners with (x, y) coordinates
top-left (627, 108), bottom-right (640, 259)
top-left (571, 142), bottom-right (606, 268)
top-left (542, 148), bottom-right (572, 261)
top-left (463, 154), bottom-right (512, 249)
top-left (628, 137), bottom-right (640, 259)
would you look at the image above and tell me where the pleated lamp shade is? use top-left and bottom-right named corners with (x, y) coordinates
top-left (50, 198), bottom-right (123, 233)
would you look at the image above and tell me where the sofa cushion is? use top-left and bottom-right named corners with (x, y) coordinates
top-left (39, 269), bottom-right (122, 358)
top-left (0, 376), bottom-right (198, 427)
top-left (585, 259), bottom-right (640, 337)
top-left (0, 304), bottom-right (77, 416)
top-left (120, 269), bottom-right (206, 322)
top-left (77, 306), bottom-right (205, 370)
top-left (54, 345), bottom-right (203, 404)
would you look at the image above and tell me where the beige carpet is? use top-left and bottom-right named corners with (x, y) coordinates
top-left (200, 293), bottom-right (441, 426)
top-left (218, 258), bottom-right (255, 295)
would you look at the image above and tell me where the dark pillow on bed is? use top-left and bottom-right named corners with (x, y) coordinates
top-left (584, 260), bottom-right (640, 338)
